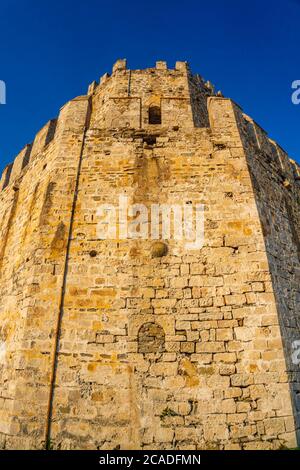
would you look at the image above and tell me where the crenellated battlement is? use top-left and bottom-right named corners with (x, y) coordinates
top-left (241, 112), bottom-right (300, 189)
top-left (1, 59), bottom-right (299, 195)
top-left (0, 119), bottom-right (58, 192)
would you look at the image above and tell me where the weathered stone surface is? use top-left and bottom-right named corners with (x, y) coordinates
top-left (0, 59), bottom-right (299, 450)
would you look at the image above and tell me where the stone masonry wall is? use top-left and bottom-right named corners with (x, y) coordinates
top-left (0, 60), bottom-right (299, 449)
top-left (238, 111), bottom-right (300, 443)
top-left (0, 96), bottom-right (91, 449)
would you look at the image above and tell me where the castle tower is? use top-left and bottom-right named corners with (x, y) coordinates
top-left (0, 60), bottom-right (299, 450)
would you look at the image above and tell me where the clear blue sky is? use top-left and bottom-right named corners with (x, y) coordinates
top-left (0, 0), bottom-right (299, 174)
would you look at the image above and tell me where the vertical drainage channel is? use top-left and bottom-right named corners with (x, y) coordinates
top-left (44, 97), bottom-right (92, 449)
top-left (127, 69), bottom-right (132, 97)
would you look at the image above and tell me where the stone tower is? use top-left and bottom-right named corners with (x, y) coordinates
top-left (0, 59), bottom-right (300, 450)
